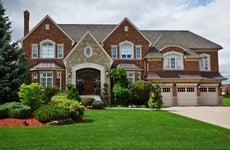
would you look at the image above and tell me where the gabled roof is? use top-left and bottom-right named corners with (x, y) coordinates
top-left (64, 31), bottom-right (113, 65)
top-left (141, 30), bottom-right (222, 50)
top-left (102, 17), bottom-right (152, 46)
top-left (58, 24), bottom-right (116, 43)
top-left (21, 15), bottom-right (74, 44)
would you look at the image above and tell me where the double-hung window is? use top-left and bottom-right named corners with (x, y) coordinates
top-left (41, 41), bottom-right (55, 58)
top-left (40, 72), bottom-right (53, 88)
top-left (120, 43), bottom-right (133, 59)
top-left (200, 54), bottom-right (210, 71)
top-left (135, 46), bottom-right (142, 59)
top-left (57, 44), bottom-right (64, 58)
top-left (164, 53), bottom-right (183, 69)
top-left (31, 44), bottom-right (38, 58)
top-left (111, 46), bottom-right (117, 59)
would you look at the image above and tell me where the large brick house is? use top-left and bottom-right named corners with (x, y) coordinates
top-left (21, 10), bottom-right (226, 106)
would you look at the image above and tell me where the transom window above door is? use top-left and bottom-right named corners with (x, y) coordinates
top-left (120, 42), bottom-right (133, 59)
top-left (40, 40), bottom-right (55, 58)
top-left (164, 52), bottom-right (183, 70)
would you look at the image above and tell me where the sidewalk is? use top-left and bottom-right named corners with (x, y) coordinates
top-left (163, 106), bottom-right (230, 129)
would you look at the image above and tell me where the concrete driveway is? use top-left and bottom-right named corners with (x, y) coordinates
top-left (163, 106), bottom-right (230, 129)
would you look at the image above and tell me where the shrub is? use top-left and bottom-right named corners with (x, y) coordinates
top-left (148, 83), bottom-right (163, 110)
top-left (67, 87), bottom-right (81, 101)
top-left (0, 102), bottom-right (31, 118)
top-left (113, 83), bottom-right (131, 106)
top-left (92, 100), bottom-right (105, 109)
top-left (81, 97), bottom-right (95, 106)
top-left (18, 83), bottom-right (43, 111)
top-left (132, 80), bottom-right (152, 105)
top-left (34, 105), bottom-right (70, 123)
top-left (42, 86), bottom-right (60, 104)
top-left (50, 96), bottom-right (85, 119)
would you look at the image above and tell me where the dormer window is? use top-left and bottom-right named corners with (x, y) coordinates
top-left (40, 40), bottom-right (55, 58)
top-left (164, 52), bottom-right (183, 70)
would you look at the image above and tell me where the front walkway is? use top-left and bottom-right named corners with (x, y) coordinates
top-left (163, 106), bottom-right (230, 129)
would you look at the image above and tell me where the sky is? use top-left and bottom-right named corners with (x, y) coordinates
top-left (2, 0), bottom-right (230, 83)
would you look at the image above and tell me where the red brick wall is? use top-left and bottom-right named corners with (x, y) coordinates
top-left (103, 19), bottom-right (150, 68)
top-left (22, 17), bottom-right (73, 68)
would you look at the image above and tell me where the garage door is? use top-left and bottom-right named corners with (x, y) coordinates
top-left (200, 87), bottom-right (218, 105)
top-left (161, 87), bottom-right (173, 106)
top-left (177, 87), bottom-right (197, 106)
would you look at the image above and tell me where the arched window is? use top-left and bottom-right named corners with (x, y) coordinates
top-left (164, 52), bottom-right (183, 69)
top-left (40, 40), bottom-right (55, 58)
top-left (200, 54), bottom-right (210, 71)
top-left (120, 42), bottom-right (133, 59)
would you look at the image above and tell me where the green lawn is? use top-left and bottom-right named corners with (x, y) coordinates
top-left (0, 109), bottom-right (229, 150)
top-left (222, 97), bottom-right (230, 106)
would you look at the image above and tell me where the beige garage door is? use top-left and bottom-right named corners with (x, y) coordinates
top-left (161, 87), bottom-right (173, 106)
top-left (200, 87), bottom-right (218, 105)
top-left (177, 87), bottom-right (197, 106)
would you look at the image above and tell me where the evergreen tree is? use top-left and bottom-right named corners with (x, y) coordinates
top-left (0, 1), bottom-right (29, 103)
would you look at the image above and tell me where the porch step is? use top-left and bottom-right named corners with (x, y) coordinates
top-left (80, 95), bottom-right (102, 101)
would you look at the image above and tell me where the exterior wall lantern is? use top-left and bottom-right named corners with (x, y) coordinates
top-left (68, 70), bottom-right (72, 77)
top-left (106, 70), bottom-right (109, 76)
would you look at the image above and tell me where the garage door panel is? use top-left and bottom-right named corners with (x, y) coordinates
top-left (200, 87), bottom-right (218, 105)
top-left (177, 87), bottom-right (197, 106)
top-left (161, 87), bottom-right (173, 107)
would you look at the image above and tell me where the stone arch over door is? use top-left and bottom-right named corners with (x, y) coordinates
top-left (72, 62), bottom-right (106, 95)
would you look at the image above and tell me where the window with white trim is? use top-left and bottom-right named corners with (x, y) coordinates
top-left (135, 46), bottom-right (142, 59)
top-left (31, 44), bottom-right (38, 58)
top-left (164, 52), bottom-right (183, 69)
top-left (127, 72), bottom-right (135, 88)
top-left (84, 46), bottom-right (92, 57)
top-left (41, 40), bottom-right (55, 58)
top-left (111, 46), bottom-right (117, 59)
top-left (200, 54), bottom-right (210, 71)
top-left (57, 44), bottom-right (64, 58)
top-left (120, 42), bottom-right (133, 59)
top-left (40, 72), bottom-right (53, 88)
top-left (56, 72), bottom-right (62, 90)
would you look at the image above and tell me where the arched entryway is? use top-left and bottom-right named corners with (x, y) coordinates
top-left (76, 69), bottom-right (100, 95)
top-left (71, 62), bottom-right (107, 96)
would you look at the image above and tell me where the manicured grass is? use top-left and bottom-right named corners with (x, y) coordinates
top-left (0, 109), bottom-right (229, 150)
top-left (222, 97), bottom-right (230, 106)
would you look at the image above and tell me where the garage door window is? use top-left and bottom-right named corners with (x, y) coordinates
top-left (162, 88), bottom-right (171, 92)
top-left (200, 88), bottom-right (207, 92)
top-left (187, 87), bottom-right (195, 92)
top-left (208, 88), bottom-right (216, 92)
top-left (178, 87), bottom-right (185, 92)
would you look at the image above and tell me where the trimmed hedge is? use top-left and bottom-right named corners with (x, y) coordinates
top-left (50, 96), bottom-right (85, 119)
top-left (81, 97), bottom-right (95, 107)
top-left (0, 102), bottom-right (31, 118)
top-left (34, 105), bottom-right (70, 123)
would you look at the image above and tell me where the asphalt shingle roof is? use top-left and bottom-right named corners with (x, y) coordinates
top-left (58, 24), bottom-right (222, 58)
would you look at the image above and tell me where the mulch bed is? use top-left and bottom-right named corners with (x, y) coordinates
top-left (0, 117), bottom-right (85, 127)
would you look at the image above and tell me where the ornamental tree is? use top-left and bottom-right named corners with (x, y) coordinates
top-left (0, 2), bottom-right (29, 103)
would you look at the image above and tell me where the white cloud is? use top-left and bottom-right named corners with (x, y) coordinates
top-left (2, 0), bottom-right (230, 83)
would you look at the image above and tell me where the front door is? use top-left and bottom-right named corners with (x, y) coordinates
top-left (83, 77), bottom-right (94, 94)
top-left (76, 69), bottom-right (100, 95)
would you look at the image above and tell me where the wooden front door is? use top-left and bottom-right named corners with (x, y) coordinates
top-left (83, 77), bottom-right (94, 94)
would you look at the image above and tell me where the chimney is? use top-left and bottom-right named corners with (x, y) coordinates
top-left (24, 10), bottom-right (30, 36)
